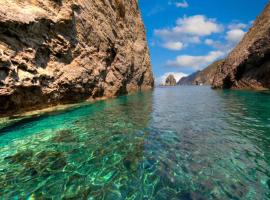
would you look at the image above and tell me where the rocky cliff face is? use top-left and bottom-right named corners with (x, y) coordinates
top-left (178, 59), bottom-right (224, 85)
top-left (177, 71), bottom-right (200, 85)
top-left (194, 59), bottom-right (224, 85)
top-left (165, 74), bottom-right (176, 86)
top-left (0, 0), bottom-right (154, 115)
top-left (213, 3), bottom-right (270, 89)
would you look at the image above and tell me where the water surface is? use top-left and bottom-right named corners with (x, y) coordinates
top-left (0, 86), bottom-right (270, 199)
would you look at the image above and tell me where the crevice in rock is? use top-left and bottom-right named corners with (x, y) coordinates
top-left (117, 63), bottom-right (136, 95)
top-left (0, 96), bottom-right (13, 113)
top-left (35, 46), bottom-right (51, 68)
top-left (115, 0), bottom-right (126, 19)
top-left (71, 4), bottom-right (81, 14)
top-left (51, 0), bottom-right (63, 6)
top-left (138, 71), bottom-right (145, 89)
top-left (222, 75), bottom-right (234, 89)
top-left (104, 45), bottom-right (117, 67)
top-left (235, 62), bottom-right (247, 81)
top-left (0, 69), bottom-right (8, 82)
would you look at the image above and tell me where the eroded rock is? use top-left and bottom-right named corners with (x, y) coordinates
top-left (0, 0), bottom-right (154, 115)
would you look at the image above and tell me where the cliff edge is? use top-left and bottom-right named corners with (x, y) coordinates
top-left (0, 0), bottom-right (154, 115)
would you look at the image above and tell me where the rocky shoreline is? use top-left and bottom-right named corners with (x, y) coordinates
top-left (0, 0), bottom-right (154, 116)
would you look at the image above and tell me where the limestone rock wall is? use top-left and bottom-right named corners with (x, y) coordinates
top-left (0, 0), bottom-right (154, 115)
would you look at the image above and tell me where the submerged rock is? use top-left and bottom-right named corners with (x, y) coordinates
top-left (0, 0), bottom-right (154, 115)
top-left (165, 74), bottom-right (177, 86)
top-left (51, 129), bottom-right (75, 143)
top-left (4, 150), bottom-right (34, 164)
top-left (212, 3), bottom-right (270, 89)
top-left (2, 149), bottom-right (67, 187)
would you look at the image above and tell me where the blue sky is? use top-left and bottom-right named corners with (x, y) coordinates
top-left (138, 0), bottom-right (268, 83)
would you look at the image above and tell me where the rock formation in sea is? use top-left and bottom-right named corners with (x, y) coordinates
top-left (212, 3), bottom-right (270, 89)
top-left (0, 0), bottom-right (154, 115)
top-left (178, 59), bottom-right (224, 85)
top-left (165, 74), bottom-right (177, 86)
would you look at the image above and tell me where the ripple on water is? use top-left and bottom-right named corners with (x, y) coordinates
top-left (0, 87), bottom-right (270, 199)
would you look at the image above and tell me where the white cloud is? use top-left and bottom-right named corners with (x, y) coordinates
top-left (249, 20), bottom-right (255, 25)
top-left (186, 36), bottom-right (201, 44)
top-left (154, 15), bottom-right (223, 49)
top-left (204, 39), bottom-right (226, 50)
top-left (204, 39), bottom-right (214, 45)
top-left (166, 51), bottom-right (224, 70)
top-left (175, 1), bottom-right (189, 8)
top-left (203, 21), bottom-right (249, 55)
top-left (154, 16), bottom-right (249, 74)
top-left (147, 5), bottom-right (165, 16)
top-left (155, 15), bottom-right (222, 38)
top-left (163, 41), bottom-right (184, 50)
top-left (157, 72), bottom-right (188, 84)
top-left (226, 29), bottom-right (246, 43)
top-left (203, 22), bottom-right (248, 54)
top-left (174, 15), bottom-right (222, 36)
top-left (228, 22), bottom-right (248, 30)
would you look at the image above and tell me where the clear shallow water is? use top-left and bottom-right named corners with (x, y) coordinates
top-left (0, 86), bottom-right (270, 199)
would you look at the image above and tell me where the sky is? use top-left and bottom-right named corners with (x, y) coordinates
top-left (138, 0), bottom-right (268, 84)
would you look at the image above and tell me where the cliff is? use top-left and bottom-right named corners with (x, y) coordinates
top-left (177, 71), bottom-right (200, 85)
top-left (178, 59), bottom-right (224, 85)
top-left (0, 0), bottom-right (154, 115)
top-left (213, 3), bottom-right (270, 89)
top-left (194, 59), bottom-right (224, 85)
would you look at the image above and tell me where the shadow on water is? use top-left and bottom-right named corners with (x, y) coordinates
top-left (0, 87), bottom-right (270, 199)
top-left (0, 115), bottom-right (49, 136)
top-left (0, 91), bottom-right (154, 199)
top-left (218, 89), bottom-right (270, 122)
top-left (217, 89), bottom-right (270, 170)
top-left (0, 103), bottom-right (91, 136)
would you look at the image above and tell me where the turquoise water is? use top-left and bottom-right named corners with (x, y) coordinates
top-left (0, 86), bottom-right (270, 199)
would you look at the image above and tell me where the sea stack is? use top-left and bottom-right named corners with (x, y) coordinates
top-left (165, 74), bottom-right (177, 86)
top-left (0, 0), bottom-right (154, 115)
top-left (212, 3), bottom-right (270, 89)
